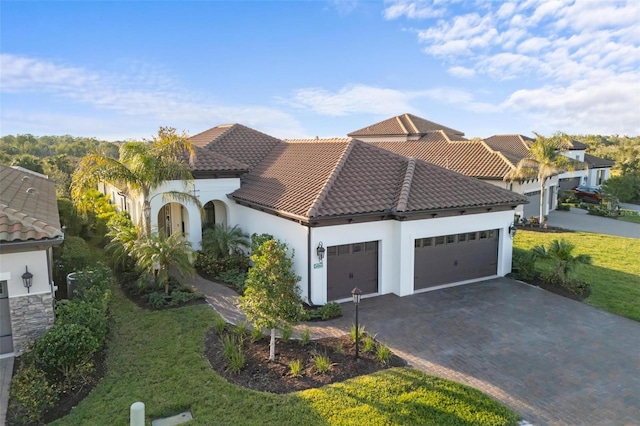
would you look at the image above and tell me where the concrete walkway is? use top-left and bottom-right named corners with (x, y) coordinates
top-left (546, 207), bottom-right (640, 238)
top-left (0, 356), bottom-right (14, 425)
top-left (192, 275), bottom-right (640, 425)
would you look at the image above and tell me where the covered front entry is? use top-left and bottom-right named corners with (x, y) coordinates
top-left (414, 230), bottom-right (498, 290)
top-left (327, 241), bottom-right (378, 301)
top-left (0, 281), bottom-right (13, 354)
top-left (157, 202), bottom-right (190, 236)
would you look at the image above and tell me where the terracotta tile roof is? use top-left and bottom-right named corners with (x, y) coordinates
top-left (190, 123), bottom-right (282, 171)
top-left (584, 153), bottom-right (615, 168)
top-left (484, 135), bottom-right (532, 159)
top-left (285, 138), bottom-right (351, 144)
top-left (0, 165), bottom-right (63, 243)
top-left (230, 139), bottom-right (526, 220)
top-left (348, 113), bottom-right (465, 138)
top-left (187, 146), bottom-right (249, 173)
top-left (370, 132), bottom-right (514, 179)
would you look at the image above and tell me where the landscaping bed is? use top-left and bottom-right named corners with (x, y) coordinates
top-left (205, 328), bottom-right (406, 394)
top-left (507, 271), bottom-right (590, 301)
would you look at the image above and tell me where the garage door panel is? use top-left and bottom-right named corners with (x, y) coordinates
top-left (414, 230), bottom-right (498, 290)
top-left (327, 241), bottom-right (378, 301)
top-left (524, 192), bottom-right (540, 218)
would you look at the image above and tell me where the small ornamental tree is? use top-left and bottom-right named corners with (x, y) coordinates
top-left (239, 239), bottom-right (304, 361)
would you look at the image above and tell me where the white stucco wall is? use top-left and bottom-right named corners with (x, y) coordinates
top-left (562, 149), bottom-right (585, 162)
top-left (0, 250), bottom-right (52, 298)
top-left (486, 178), bottom-right (558, 217)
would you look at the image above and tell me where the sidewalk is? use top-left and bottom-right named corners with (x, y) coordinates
top-left (189, 273), bottom-right (354, 340)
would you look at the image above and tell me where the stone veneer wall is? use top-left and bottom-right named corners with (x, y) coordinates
top-left (9, 293), bottom-right (54, 356)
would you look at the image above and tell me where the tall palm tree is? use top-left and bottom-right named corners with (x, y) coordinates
top-left (71, 127), bottom-right (201, 237)
top-left (505, 132), bottom-right (573, 226)
top-left (133, 230), bottom-right (195, 295)
top-left (201, 224), bottom-right (250, 258)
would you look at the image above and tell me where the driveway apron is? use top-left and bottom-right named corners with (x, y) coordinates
top-left (334, 279), bottom-right (640, 426)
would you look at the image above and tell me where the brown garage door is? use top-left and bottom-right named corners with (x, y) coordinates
top-left (327, 241), bottom-right (378, 301)
top-left (414, 230), bottom-right (498, 290)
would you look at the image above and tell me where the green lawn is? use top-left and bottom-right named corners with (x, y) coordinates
top-left (51, 285), bottom-right (519, 426)
top-left (618, 215), bottom-right (640, 224)
top-left (514, 230), bottom-right (640, 321)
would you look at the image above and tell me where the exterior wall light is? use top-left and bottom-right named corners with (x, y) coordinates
top-left (509, 223), bottom-right (517, 239)
top-left (316, 242), bottom-right (325, 263)
top-left (22, 266), bottom-right (33, 293)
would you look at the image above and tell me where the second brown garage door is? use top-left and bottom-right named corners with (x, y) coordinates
top-left (414, 230), bottom-right (498, 290)
top-left (327, 241), bottom-right (378, 301)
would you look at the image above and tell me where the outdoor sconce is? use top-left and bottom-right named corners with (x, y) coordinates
top-left (509, 223), bottom-right (517, 239)
top-left (316, 242), bottom-right (326, 263)
top-left (352, 287), bottom-right (362, 360)
top-left (22, 266), bottom-right (33, 293)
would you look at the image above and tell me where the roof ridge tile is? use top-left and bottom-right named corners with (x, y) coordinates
top-left (307, 142), bottom-right (354, 217)
top-left (396, 157), bottom-right (416, 212)
top-left (396, 116), bottom-right (409, 134)
top-left (404, 113), bottom-right (420, 134)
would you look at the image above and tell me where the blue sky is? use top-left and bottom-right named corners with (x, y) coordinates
top-left (1, 0), bottom-right (639, 141)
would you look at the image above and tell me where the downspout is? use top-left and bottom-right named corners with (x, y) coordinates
top-left (307, 224), bottom-right (312, 306)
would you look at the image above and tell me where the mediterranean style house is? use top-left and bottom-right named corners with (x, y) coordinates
top-left (105, 121), bottom-right (528, 306)
top-left (348, 114), bottom-right (613, 219)
top-left (0, 165), bottom-right (63, 356)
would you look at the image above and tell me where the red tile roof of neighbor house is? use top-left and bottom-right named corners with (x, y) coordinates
top-left (584, 153), bottom-right (615, 168)
top-left (348, 113), bottom-right (465, 139)
top-left (369, 132), bottom-right (515, 179)
top-left (483, 134), bottom-right (533, 165)
top-left (229, 139), bottom-right (527, 221)
top-left (0, 164), bottom-right (63, 243)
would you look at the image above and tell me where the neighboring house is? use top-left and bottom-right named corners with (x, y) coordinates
top-left (347, 113), bottom-right (613, 219)
top-left (115, 123), bottom-right (527, 305)
top-left (0, 165), bottom-right (63, 357)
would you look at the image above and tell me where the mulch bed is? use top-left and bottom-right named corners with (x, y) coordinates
top-left (204, 327), bottom-right (406, 394)
top-left (506, 272), bottom-right (590, 301)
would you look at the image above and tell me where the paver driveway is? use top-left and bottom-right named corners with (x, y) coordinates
top-left (332, 278), bottom-right (640, 425)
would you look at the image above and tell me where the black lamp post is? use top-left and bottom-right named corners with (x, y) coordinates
top-left (351, 286), bottom-right (362, 360)
top-left (22, 266), bottom-right (33, 293)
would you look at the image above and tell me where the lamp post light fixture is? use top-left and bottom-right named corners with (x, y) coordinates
top-left (22, 266), bottom-right (33, 293)
top-left (316, 242), bottom-right (326, 263)
top-left (351, 286), bottom-right (362, 361)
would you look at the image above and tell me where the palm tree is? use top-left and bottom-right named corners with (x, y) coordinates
top-left (105, 212), bottom-right (140, 270)
top-left (133, 231), bottom-right (195, 295)
top-left (201, 224), bottom-right (250, 258)
top-left (505, 132), bottom-right (573, 226)
top-left (71, 127), bottom-right (201, 237)
top-left (532, 239), bottom-right (592, 278)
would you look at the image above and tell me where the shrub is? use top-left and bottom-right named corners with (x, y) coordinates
top-left (333, 342), bottom-right (344, 354)
top-left (289, 359), bottom-right (303, 377)
top-left (350, 324), bottom-right (366, 343)
top-left (195, 252), bottom-right (249, 278)
top-left (32, 324), bottom-right (99, 389)
top-left (556, 203), bottom-right (571, 211)
top-left (313, 353), bottom-right (332, 374)
top-left (251, 327), bottom-right (263, 342)
top-left (512, 248), bottom-right (538, 282)
top-left (213, 315), bottom-right (227, 334)
top-left (280, 325), bottom-right (293, 342)
top-left (168, 290), bottom-right (203, 306)
top-left (317, 302), bottom-right (342, 320)
top-left (376, 344), bottom-right (392, 365)
top-left (220, 334), bottom-right (244, 374)
top-left (56, 300), bottom-right (108, 345)
top-left (558, 190), bottom-right (578, 204)
top-left (7, 363), bottom-right (57, 426)
top-left (216, 270), bottom-right (247, 294)
top-left (146, 291), bottom-right (171, 308)
top-left (72, 264), bottom-right (113, 311)
top-left (300, 326), bottom-right (311, 346)
top-left (363, 334), bottom-right (376, 353)
top-left (234, 320), bottom-right (249, 337)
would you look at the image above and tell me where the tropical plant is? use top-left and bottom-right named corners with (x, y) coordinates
top-left (71, 127), bottom-right (200, 237)
top-left (239, 239), bottom-right (305, 361)
top-left (201, 224), bottom-right (250, 259)
top-left (532, 239), bottom-right (592, 280)
top-left (132, 230), bottom-right (195, 294)
top-left (505, 132), bottom-right (575, 226)
top-left (105, 211), bottom-right (140, 271)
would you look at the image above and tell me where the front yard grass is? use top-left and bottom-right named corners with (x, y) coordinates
top-left (51, 284), bottom-right (519, 425)
top-left (618, 215), bottom-right (640, 224)
top-left (514, 230), bottom-right (640, 321)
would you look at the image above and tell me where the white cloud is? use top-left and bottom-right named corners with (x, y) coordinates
top-left (496, 2), bottom-right (516, 20)
top-left (503, 72), bottom-right (640, 135)
top-left (448, 66), bottom-right (475, 78)
top-left (0, 54), bottom-right (305, 139)
top-left (383, 0), bottom-right (444, 20)
top-left (517, 37), bottom-right (550, 54)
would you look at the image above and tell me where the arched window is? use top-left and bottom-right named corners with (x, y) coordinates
top-left (203, 201), bottom-right (215, 229)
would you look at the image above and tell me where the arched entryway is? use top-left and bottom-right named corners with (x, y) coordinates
top-left (157, 202), bottom-right (190, 236)
top-left (202, 200), bottom-right (228, 230)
